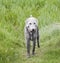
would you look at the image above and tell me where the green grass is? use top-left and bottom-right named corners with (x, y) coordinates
top-left (0, 0), bottom-right (60, 63)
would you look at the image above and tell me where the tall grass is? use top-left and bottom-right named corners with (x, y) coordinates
top-left (0, 0), bottom-right (60, 63)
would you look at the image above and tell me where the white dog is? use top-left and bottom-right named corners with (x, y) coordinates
top-left (24, 15), bottom-right (40, 57)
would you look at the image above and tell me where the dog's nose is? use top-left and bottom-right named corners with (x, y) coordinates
top-left (32, 29), bottom-right (35, 31)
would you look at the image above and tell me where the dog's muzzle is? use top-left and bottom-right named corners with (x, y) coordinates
top-left (30, 29), bottom-right (36, 33)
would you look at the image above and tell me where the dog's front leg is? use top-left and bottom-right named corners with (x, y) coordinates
top-left (32, 39), bottom-right (36, 55)
top-left (26, 38), bottom-right (30, 57)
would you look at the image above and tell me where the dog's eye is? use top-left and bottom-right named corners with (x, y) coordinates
top-left (29, 23), bottom-right (32, 25)
top-left (34, 23), bottom-right (36, 24)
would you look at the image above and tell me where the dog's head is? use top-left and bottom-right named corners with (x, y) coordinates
top-left (25, 16), bottom-right (38, 33)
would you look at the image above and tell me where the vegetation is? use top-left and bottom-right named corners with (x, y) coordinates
top-left (0, 0), bottom-right (60, 63)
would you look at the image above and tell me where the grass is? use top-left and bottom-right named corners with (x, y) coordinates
top-left (0, 0), bottom-right (60, 63)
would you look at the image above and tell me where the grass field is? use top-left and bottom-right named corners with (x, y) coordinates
top-left (0, 0), bottom-right (60, 63)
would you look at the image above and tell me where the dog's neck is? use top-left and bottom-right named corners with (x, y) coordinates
top-left (26, 27), bottom-right (35, 40)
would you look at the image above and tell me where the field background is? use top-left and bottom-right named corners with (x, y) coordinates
top-left (0, 0), bottom-right (60, 63)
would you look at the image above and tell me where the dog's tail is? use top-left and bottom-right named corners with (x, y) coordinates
top-left (30, 15), bottom-right (32, 17)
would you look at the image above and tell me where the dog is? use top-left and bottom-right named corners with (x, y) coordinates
top-left (24, 15), bottom-right (40, 57)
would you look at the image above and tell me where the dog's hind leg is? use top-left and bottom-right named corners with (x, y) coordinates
top-left (37, 27), bottom-right (40, 48)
